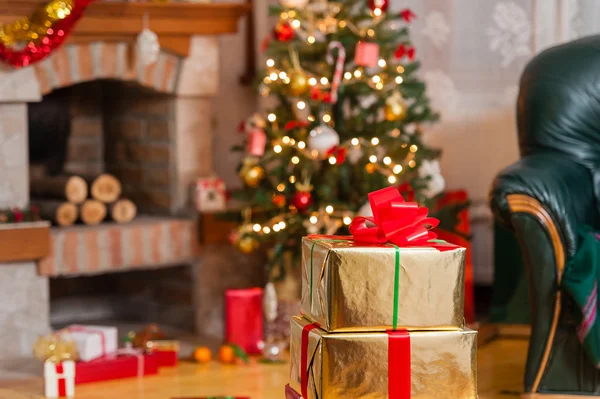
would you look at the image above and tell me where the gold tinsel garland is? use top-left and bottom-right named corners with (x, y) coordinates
top-left (0, 0), bottom-right (74, 47)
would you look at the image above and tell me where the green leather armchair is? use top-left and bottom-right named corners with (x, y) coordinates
top-left (490, 35), bottom-right (600, 397)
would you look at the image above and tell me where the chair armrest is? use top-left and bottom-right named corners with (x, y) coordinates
top-left (490, 154), bottom-right (598, 257)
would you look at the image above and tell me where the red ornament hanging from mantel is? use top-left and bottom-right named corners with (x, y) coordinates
top-left (0, 0), bottom-right (95, 68)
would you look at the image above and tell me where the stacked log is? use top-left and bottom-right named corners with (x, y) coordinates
top-left (31, 173), bottom-right (137, 226)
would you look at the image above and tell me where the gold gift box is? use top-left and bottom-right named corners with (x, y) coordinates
top-left (300, 237), bottom-right (466, 332)
top-left (289, 316), bottom-right (478, 399)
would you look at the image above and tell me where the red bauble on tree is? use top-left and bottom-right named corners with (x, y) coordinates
top-left (273, 21), bottom-right (294, 42)
top-left (292, 191), bottom-right (312, 211)
top-left (368, 0), bottom-right (388, 12)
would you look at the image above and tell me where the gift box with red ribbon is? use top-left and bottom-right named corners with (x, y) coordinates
top-left (289, 316), bottom-right (477, 399)
top-left (44, 360), bottom-right (75, 398)
top-left (301, 186), bottom-right (466, 332)
top-left (146, 340), bottom-right (180, 367)
top-left (195, 177), bottom-right (227, 213)
top-left (67, 325), bottom-right (118, 362)
top-left (75, 351), bottom-right (158, 384)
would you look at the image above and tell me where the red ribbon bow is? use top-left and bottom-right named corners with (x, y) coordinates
top-left (394, 44), bottom-right (415, 60)
top-left (400, 8), bottom-right (417, 23)
top-left (325, 145), bottom-right (347, 164)
top-left (349, 186), bottom-right (439, 246)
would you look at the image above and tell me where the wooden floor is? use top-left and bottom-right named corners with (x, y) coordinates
top-left (0, 338), bottom-right (528, 399)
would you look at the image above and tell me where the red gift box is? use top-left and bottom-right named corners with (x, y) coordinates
top-left (225, 288), bottom-right (264, 354)
top-left (354, 41), bottom-right (379, 68)
top-left (147, 340), bottom-right (179, 367)
top-left (75, 352), bottom-right (158, 384)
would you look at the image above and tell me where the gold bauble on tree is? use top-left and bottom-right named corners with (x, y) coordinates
top-left (237, 236), bottom-right (259, 254)
top-left (241, 165), bottom-right (265, 187)
top-left (289, 71), bottom-right (309, 96)
top-left (385, 91), bottom-right (407, 121)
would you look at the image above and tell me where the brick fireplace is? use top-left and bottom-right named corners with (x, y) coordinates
top-left (0, 1), bottom-right (258, 361)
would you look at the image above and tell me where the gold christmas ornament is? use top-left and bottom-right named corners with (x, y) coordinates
top-left (33, 332), bottom-right (79, 363)
top-left (237, 236), bottom-right (259, 254)
top-left (385, 91), bottom-right (407, 121)
top-left (242, 165), bottom-right (265, 187)
top-left (289, 71), bottom-right (310, 96)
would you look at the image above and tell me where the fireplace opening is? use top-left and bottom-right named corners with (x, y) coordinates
top-left (29, 80), bottom-right (202, 337)
top-left (50, 265), bottom-right (195, 333)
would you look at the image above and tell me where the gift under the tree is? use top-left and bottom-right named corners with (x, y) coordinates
top-left (301, 236), bottom-right (465, 332)
top-left (67, 325), bottom-right (118, 362)
top-left (44, 360), bottom-right (75, 398)
top-left (146, 340), bottom-right (180, 367)
top-left (75, 351), bottom-right (158, 384)
top-left (289, 316), bottom-right (477, 399)
top-left (301, 187), bottom-right (466, 332)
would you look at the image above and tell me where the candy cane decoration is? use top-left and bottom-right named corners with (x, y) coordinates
top-left (326, 41), bottom-right (346, 103)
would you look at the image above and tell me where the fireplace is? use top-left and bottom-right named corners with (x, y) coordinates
top-left (0, 1), bottom-right (254, 361)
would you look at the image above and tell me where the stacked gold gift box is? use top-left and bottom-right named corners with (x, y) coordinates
top-left (286, 236), bottom-right (478, 399)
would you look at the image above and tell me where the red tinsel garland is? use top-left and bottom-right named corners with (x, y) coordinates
top-left (0, 0), bottom-right (95, 68)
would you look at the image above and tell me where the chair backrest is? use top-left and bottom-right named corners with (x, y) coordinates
top-left (518, 35), bottom-right (600, 169)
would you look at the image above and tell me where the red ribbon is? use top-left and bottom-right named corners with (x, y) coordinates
top-left (55, 363), bottom-right (67, 397)
top-left (300, 323), bottom-right (319, 399)
top-left (388, 330), bottom-right (411, 398)
top-left (394, 44), bottom-right (416, 61)
top-left (349, 186), bottom-right (439, 246)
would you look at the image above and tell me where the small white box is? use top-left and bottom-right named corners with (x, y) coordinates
top-left (67, 325), bottom-right (118, 362)
top-left (196, 177), bottom-right (227, 212)
top-left (44, 360), bottom-right (75, 398)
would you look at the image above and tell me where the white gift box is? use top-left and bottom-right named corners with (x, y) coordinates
top-left (67, 325), bottom-right (118, 362)
top-left (44, 360), bottom-right (75, 398)
top-left (196, 177), bottom-right (227, 212)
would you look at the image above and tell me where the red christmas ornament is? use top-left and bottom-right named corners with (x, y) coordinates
top-left (355, 41), bottom-right (380, 67)
top-left (13, 209), bottom-right (23, 223)
top-left (273, 194), bottom-right (287, 208)
top-left (273, 22), bottom-right (294, 42)
top-left (368, 0), bottom-right (388, 12)
top-left (400, 8), bottom-right (417, 22)
top-left (292, 191), bottom-right (312, 211)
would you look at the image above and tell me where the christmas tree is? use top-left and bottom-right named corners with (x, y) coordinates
top-left (232, 0), bottom-right (466, 278)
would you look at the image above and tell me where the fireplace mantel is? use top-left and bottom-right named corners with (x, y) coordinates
top-left (0, 1), bottom-right (250, 56)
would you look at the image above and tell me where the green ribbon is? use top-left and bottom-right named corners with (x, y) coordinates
top-left (309, 239), bottom-right (401, 330)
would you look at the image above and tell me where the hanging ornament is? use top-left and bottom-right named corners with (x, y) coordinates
top-left (368, 0), bottom-right (389, 12)
top-left (385, 91), bottom-right (407, 121)
top-left (237, 235), bottom-right (260, 254)
top-left (239, 158), bottom-right (265, 187)
top-left (136, 13), bottom-right (160, 67)
top-left (288, 47), bottom-right (309, 96)
top-left (292, 178), bottom-right (313, 212)
top-left (308, 125), bottom-right (340, 157)
top-left (246, 128), bottom-right (267, 157)
top-left (326, 41), bottom-right (346, 103)
top-left (325, 146), bottom-right (347, 165)
top-left (280, 0), bottom-right (309, 10)
top-left (273, 194), bottom-right (287, 208)
top-left (273, 21), bottom-right (294, 42)
top-left (242, 165), bottom-right (265, 187)
top-left (289, 71), bottom-right (309, 96)
top-left (355, 41), bottom-right (380, 68)
top-left (292, 191), bottom-right (313, 211)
